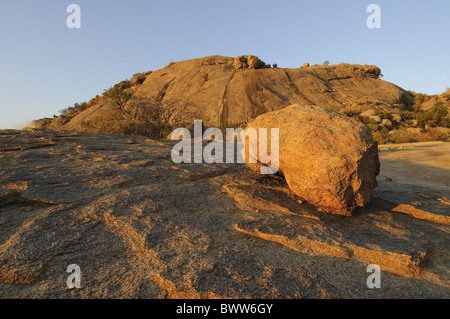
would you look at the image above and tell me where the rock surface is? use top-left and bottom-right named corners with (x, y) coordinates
top-left (0, 130), bottom-right (449, 298)
top-left (244, 104), bottom-right (380, 215)
top-left (54, 56), bottom-right (410, 131)
top-left (233, 55), bottom-right (267, 71)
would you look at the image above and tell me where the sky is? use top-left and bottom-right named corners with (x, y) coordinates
top-left (0, 0), bottom-right (449, 129)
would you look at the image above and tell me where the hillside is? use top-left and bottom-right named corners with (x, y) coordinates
top-left (33, 55), bottom-right (450, 143)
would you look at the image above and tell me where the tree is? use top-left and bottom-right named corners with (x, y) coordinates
top-left (130, 97), bottom-right (177, 138)
top-left (59, 106), bottom-right (77, 117)
top-left (323, 61), bottom-right (330, 66)
top-left (102, 86), bottom-right (133, 123)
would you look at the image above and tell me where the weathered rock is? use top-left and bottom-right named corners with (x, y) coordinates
top-left (362, 65), bottom-right (381, 77)
top-left (420, 97), bottom-right (438, 111)
top-left (381, 119), bottom-right (393, 127)
top-left (244, 104), bottom-right (380, 215)
top-left (369, 115), bottom-right (382, 123)
top-left (388, 130), bottom-right (397, 135)
top-left (233, 55), bottom-right (266, 71)
top-left (406, 128), bottom-right (423, 134)
top-left (0, 130), bottom-right (449, 298)
top-left (360, 109), bottom-right (377, 117)
top-left (391, 113), bottom-right (403, 123)
top-left (37, 56), bottom-right (411, 132)
top-left (410, 119), bottom-right (419, 127)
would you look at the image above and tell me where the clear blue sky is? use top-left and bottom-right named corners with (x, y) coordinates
top-left (1, 0), bottom-right (449, 129)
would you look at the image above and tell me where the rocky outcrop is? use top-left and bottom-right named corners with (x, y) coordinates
top-left (244, 104), bottom-right (380, 215)
top-left (50, 55), bottom-right (411, 132)
top-left (233, 55), bottom-right (267, 71)
top-left (0, 130), bottom-right (449, 298)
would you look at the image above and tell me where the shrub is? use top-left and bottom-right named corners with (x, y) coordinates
top-left (74, 102), bottom-right (89, 113)
top-left (437, 132), bottom-right (449, 142)
top-left (102, 87), bottom-right (133, 123)
top-left (84, 95), bottom-right (177, 139)
top-left (367, 122), bottom-right (379, 132)
top-left (399, 110), bottom-right (414, 121)
top-left (411, 92), bottom-right (428, 111)
top-left (32, 118), bottom-right (53, 129)
top-left (389, 130), bottom-right (419, 144)
top-left (59, 107), bottom-right (75, 116)
top-left (418, 102), bottom-right (449, 128)
top-left (132, 72), bottom-right (150, 85)
top-left (59, 102), bottom-right (90, 118)
top-left (372, 129), bottom-right (389, 144)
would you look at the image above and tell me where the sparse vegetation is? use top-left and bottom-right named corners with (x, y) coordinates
top-left (132, 71), bottom-right (152, 84)
top-left (388, 130), bottom-right (419, 144)
top-left (372, 129), bottom-right (390, 144)
top-left (343, 94), bottom-right (450, 144)
top-left (410, 91), bottom-right (428, 111)
top-left (84, 89), bottom-right (177, 138)
top-left (59, 102), bottom-right (89, 118)
top-left (417, 102), bottom-right (449, 128)
top-left (102, 86), bottom-right (134, 124)
top-left (437, 131), bottom-right (449, 142)
top-left (31, 118), bottom-right (53, 129)
top-left (129, 97), bottom-right (177, 138)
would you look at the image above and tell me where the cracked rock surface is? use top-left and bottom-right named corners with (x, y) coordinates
top-left (0, 130), bottom-right (449, 298)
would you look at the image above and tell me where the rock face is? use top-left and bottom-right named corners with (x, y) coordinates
top-left (54, 55), bottom-right (411, 132)
top-left (233, 55), bottom-right (267, 71)
top-left (0, 130), bottom-right (449, 298)
top-left (381, 119), bottom-right (393, 127)
top-left (244, 104), bottom-right (380, 215)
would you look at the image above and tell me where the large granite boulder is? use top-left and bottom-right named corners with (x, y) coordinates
top-left (244, 104), bottom-right (380, 215)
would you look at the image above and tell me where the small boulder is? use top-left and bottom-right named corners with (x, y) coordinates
top-left (362, 65), bottom-right (381, 77)
top-left (410, 119), bottom-right (419, 127)
top-left (234, 55), bottom-right (265, 71)
top-left (420, 98), bottom-right (438, 111)
top-left (381, 119), bottom-right (392, 127)
top-left (244, 104), bottom-right (380, 216)
top-left (369, 115), bottom-right (382, 123)
top-left (360, 109), bottom-right (377, 117)
top-left (406, 128), bottom-right (423, 134)
top-left (391, 113), bottom-right (403, 123)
